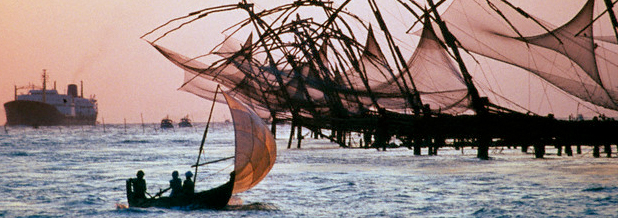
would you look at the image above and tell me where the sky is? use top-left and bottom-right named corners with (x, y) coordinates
top-left (0, 0), bottom-right (235, 124)
top-left (0, 0), bottom-right (612, 125)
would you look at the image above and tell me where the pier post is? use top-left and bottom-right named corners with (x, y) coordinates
top-left (454, 138), bottom-right (460, 150)
top-left (296, 125), bottom-right (303, 149)
top-left (565, 145), bottom-right (573, 156)
top-left (534, 144), bottom-right (545, 158)
top-left (364, 132), bottom-right (372, 148)
top-left (521, 145), bottom-right (529, 153)
top-left (604, 144), bottom-right (612, 158)
top-left (434, 136), bottom-right (444, 156)
top-left (577, 145), bottom-right (582, 154)
top-left (413, 137), bottom-right (422, 155)
top-left (427, 138), bottom-right (434, 156)
top-left (287, 123), bottom-right (295, 149)
top-left (593, 145), bottom-right (600, 158)
top-left (556, 145), bottom-right (562, 156)
top-left (271, 119), bottom-right (277, 139)
top-left (477, 136), bottom-right (490, 160)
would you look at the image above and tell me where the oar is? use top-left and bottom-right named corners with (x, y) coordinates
top-left (193, 84), bottom-right (220, 184)
top-left (153, 187), bottom-right (171, 198)
top-left (191, 156), bottom-right (234, 168)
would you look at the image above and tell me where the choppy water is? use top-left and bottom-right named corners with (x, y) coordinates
top-left (0, 123), bottom-right (616, 217)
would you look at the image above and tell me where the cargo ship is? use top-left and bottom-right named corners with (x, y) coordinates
top-left (4, 70), bottom-right (98, 127)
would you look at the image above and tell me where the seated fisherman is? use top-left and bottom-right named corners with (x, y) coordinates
top-left (169, 170), bottom-right (182, 198)
top-left (131, 170), bottom-right (148, 200)
top-left (182, 171), bottom-right (195, 197)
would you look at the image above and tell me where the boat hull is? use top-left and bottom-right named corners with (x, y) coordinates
top-left (126, 177), bottom-right (234, 210)
top-left (4, 100), bottom-right (96, 126)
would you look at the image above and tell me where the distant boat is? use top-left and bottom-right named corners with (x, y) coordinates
top-left (126, 90), bottom-right (276, 209)
top-left (178, 115), bottom-right (192, 128)
top-left (4, 70), bottom-right (98, 127)
top-left (160, 116), bottom-right (174, 129)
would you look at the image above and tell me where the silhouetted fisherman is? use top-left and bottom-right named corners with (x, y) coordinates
top-left (169, 170), bottom-right (182, 198)
top-left (131, 170), bottom-right (147, 200)
top-left (183, 171), bottom-right (195, 197)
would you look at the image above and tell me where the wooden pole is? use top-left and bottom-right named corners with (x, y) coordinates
top-left (565, 144), bottom-right (573, 156)
top-left (287, 121), bottom-right (295, 149)
top-left (271, 118), bottom-right (277, 139)
top-left (296, 125), bottom-right (302, 149)
top-left (593, 145), bottom-right (600, 158)
top-left (414, 137), bottom-right (422, 155)
top-left (140, 113), bottom-right (145, 133)
top-left (102, 118), bottom-right (106, 133)
top-left (194, 85), bottom-right (220, 183)
top-left (603, 0), bottom-right (618, 43)
top-left (534, 144), bottom-right (545, 158)
top-left (426, 0), bottom-right (489, 159)
top-left (124, 118), bottom-right (127, 133)
top-left (556, 145), bottom-right (562, 156)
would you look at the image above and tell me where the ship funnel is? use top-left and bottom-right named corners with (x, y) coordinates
top-left (68, 84), bottom-right (78, 97)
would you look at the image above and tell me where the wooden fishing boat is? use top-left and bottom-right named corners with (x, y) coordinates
top-left (126, 89), bottom-right (277, 209)
top-left (178, 115), bottom-right (193, 128)
top-left (160, 116), bottom-right (174, 129)
top-left (126, 172), bottom-right (234, 209)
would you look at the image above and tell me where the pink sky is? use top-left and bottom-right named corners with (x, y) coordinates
top-left (0, 1), bottom-right (236, 124)
top-left (1, 0), bottom-right (613, 125)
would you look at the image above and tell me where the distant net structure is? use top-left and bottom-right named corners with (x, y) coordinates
top-left (143, 0), bottom-right (618, 159)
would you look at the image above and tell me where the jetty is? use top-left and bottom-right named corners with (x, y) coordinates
top-left (142, 0), bottom-right (618, 159)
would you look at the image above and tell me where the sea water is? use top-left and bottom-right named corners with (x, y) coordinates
top-left (0, 123), bottom-right (616, 217)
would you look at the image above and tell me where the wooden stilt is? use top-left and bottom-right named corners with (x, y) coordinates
top-left (296, 125), bottom-right (302, 149)
top-left (577, 145), bottom-right (582, 154)
top-left (604, 144), bottom-right (611, 158)
top-left (434, 136), bottom-right (444, 156)
top-left (287, 122), bottom-right (295, 149)
top-left (425, 137), bottom-right (432, 155)
top-left (271, 119), bottom-right (277, 139)
top-left (556, 145), bottom-right (562, 156)
top-left (593, 145), bottom-right (600, 158)
top-left (413, 137), bottom-right (422, 155)
top-left (534, 144), bottom-right (545, 158)
top-left (477, 136), bottom-right (490, 160)
top-left (565, 145), bottom-right (573, 156)
top-left (364, 132), bottom-right (371, 148)
top-left (521, 145), bottom-right (529, 153)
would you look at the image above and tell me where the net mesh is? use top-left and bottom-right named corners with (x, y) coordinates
top-left (145, 0), bottom-right (618, 119)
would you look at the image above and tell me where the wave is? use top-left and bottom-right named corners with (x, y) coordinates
top-left (119, 139), bottom-right (151, 144)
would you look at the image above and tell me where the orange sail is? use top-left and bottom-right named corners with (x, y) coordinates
top-left (221, 91), bottom-right (277, 194)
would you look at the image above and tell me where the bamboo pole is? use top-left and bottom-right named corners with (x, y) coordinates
top-left (140, 113), bottom-right (145, 133)
top-left (194, 85), bottom-right (220, 183)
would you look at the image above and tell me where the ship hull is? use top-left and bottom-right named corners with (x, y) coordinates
top-left (4, 100), bottom-right (96, 126)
